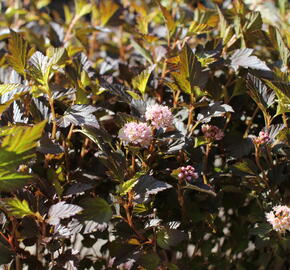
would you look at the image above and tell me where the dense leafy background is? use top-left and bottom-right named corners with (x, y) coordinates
top-left (0, 0), bottom-right (289, 269)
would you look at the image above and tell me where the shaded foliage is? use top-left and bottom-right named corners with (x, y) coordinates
top-left (0, 0), bottom-right (289, 269)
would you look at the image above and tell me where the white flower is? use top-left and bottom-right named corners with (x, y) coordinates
top-left (266, 205), bottom-right (290, 233)
top-left (145, 104), bottom-right (173, 129)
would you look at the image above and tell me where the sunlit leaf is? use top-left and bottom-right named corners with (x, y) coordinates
top-left (0, 171), bottom-right (32, 192)
top-left (3, 198), bottom-right (34, 218)
top-left (132, 65), bottom-right (155, 95)
top-left (171, 43), bottom-right (208, 94)
top-left (75, 0), bottom-right (92, 18)
top-left (59, 104), bottom-right (99, 128)
top-left (48, 202), bottom-right (83, 225)
top-left (131, 39), bottom-right (153, 64)
top-left (246, 74), bottom-right (275, 112)
top-left (230, 48), bottom-right (270, 71)
top-left (157, 0), bottom-right (176, 37)
top-left (7, 29), bottom-right (29, 75)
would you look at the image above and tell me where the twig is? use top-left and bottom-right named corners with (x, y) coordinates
top-left (202, 143), bottom-right (212, 184)
top-left (48, 97), bottom-right (57, 140)
top-left (63, 15), bottom-right (79, 43)
top-left (123, 191), bottom-right (147, 242)
top-left (243, 106), bottom-right (259, 138)
top-left (177, 177), bottom-right (187, 223)
top-left (254, 146), bottom-right (269, 187)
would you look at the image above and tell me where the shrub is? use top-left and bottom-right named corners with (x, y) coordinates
top-left (0, 0), bottom-right (289, 269)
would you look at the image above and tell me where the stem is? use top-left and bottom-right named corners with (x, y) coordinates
top-left (131, 153), bottom-right (135, 175)
top-left (266, 145), bottom-right (273, 168)
top-left (63, 15), bottom-right (79, 43)
top-left (118, 26), bottom-right (125, 61)
top-left (48, 97), bottom-right (57, 140)
top-left (67, 124), bottom-right (74, 141)
top-left (15, 255), bottom-right (22, 270)
top-left (255, 146), bottom-right (269, 187)
top-left (263, 112), bottom-right (271, 129)
top-left (187, 106), bottom-right (193, 130)
top-left (202, 143), bottom-right (212, 184)
top-left (63, 139), bottom-right (71, 181)
top-left (173, 90), bottom-right (180, 108)
top-left (124, 191), bottom-right (146, 242)
top-left (188, 121), bottom-right (200, 137)
top-left (282, 113), bottom-right (288, 128)
top-left (187, 94), bottom-right (195, 131)
top-left (161, 61), bottom-right (167, 79)
top-left (243, 106), bottom-right (259, 138)
top-left (80, 138), bottom-right (89, 158)
top-left (177, 178), bottom-right (186, 223)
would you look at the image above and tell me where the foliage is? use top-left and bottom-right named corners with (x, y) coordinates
top-left (0, 0), bottom-right (289, 269)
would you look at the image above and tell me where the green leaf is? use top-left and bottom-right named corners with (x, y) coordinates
top-left (138, 252), bottom-right (160, 270)
top-left (2, 121), bottom-right (47, 156)
top-left (136, 15), bottom-right (149, 35)
top-left (7, 29), bottom-right (29, 75)
top-left (118, 178), bottom-right (138, 196)
top-left (157, 229), bottom-right (187, 249)
top-left (194, 136), bottom-right (207, 148)
top-left (132, 65), bottom-right (155, 95)
top-left (0, 84), bottom-right (30, 97)
top-left (246, 74), bottom-right (275, 114)
top-left (233, 159), bottom-right (258, 175)
top-left (46, 47), bottom-right (68, 66)
top-left (0, 241), bottom-right (14, 265)
top-left (217, 6), bottom-right (234, 45)
top-left (29, 49), bottom-right (67, 86)
top-left (79, 197), bottom-right (112, 224)
top-left (184, 183), bottom-right (217, 196)
top-left (75, 0), bottom-right (92, 18)
top-left (278, 0), bottom-right (287, 15)
top-left (265, 80), bottom-right (290, 115)
top-left (275, 29), bottom-right (289, 68)
top-left (0, 84), bottom-right (30, 116)
top-left (131, 39), bottom-right (153, 64)
top-left (168, 263), bottom-right (180, 270)
top-left (244, 12), bottom-right (262, 33)
top-left (99, 0), bottom-right (119, 26)
top-left (36, 0), bottom-right (51, 9)
top-left (156, 229), bottom-right (170, 249)
top-left (250, 223), bottom-right (272, 236)
top-left (188, 21), bottom-right (212, 35)
top-left (171, 71), bottom-right (191, 94)
top-left (0, 171), bottom-right (32, 192)
top-left (157, 1), bottom-right (176, 38)
top-left (0, 121), bottom-right (46, 192)
top-left (171, 43), bottom-right (208, 94)
top-left (28, 51), bottom-right (51, 85)
top-left (3, 198), bottom-right (34, 218)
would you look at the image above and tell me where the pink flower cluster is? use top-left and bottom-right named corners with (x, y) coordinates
top-left (253, 131), bottom-right (270, 145)
top-left (201, 124), bottom-right (224, 141)
top-left (145, 104), bottom-right (173, 129)
top-left (119, 105), bottom-right (174, 148)
top-left (266, 205), bottom-right (290, 234)
top-left (118, 122), bottom-right (153, 148)
top-left (178, 165), bottom-right (198, 182)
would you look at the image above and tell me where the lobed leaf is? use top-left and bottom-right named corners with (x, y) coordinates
top-left (79, 197), bottom-right (112, 224)
top-left (3, 198), bottom-right (34, 218)
top-left (48, 202), bottom-right (83, 225)
top-left (7, 29), bottom-right (29, 75)
top-left (230, 48), bottom-right (270, 72)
